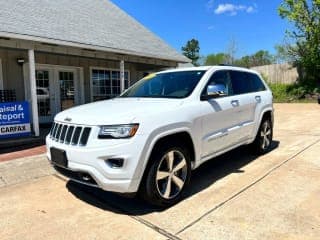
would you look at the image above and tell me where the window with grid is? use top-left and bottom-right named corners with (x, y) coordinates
top-left (36, 70), bottom-right (51, 116)
top-left (92, 69), bottom-right (129, 101)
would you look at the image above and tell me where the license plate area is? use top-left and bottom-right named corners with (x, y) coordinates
top-left (50, 147), bottom-right (68, 168)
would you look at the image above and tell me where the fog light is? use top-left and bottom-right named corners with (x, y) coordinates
top-left (107, 158), bottom-right (124, 168)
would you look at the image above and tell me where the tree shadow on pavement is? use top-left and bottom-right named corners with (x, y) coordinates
top-left (67, 140), bottom-right (280, 215)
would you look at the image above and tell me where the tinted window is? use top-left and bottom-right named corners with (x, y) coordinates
top-left (205, 70), bottom-right (233, 96)
top-left (230, 71), bottom-right (266, 95)
top-left (247, 73), bottom-right (266, 92)
top-left (121, 71), bottom-right (206, 99)
top-left (230, 71), bottom-right (250, 95)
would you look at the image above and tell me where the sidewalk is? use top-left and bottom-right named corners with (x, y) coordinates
top-left (0, 153), bottom-right (53, 188)
top-left (0, 145), bottom-right (46, 162)
top-left (0, 126), bottom-right (49, 162)
top-left (0, 141), bottom-right (49, 188)
top-left (0, 126), bottom-right (51, 188)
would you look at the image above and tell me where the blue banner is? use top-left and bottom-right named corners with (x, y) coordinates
top-left (0, 101), bottom-right (31, 138)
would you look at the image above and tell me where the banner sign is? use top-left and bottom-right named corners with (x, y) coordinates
top-left (0, 101), bottom-right (31, 138)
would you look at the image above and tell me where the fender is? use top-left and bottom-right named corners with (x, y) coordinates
top-left (252, 104), bottom-right (274, 142)
top-left (130, 122), bottom-right (198, 186)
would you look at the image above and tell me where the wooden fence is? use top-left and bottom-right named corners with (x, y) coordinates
top-left (251, 63), bottom-right (298, 84)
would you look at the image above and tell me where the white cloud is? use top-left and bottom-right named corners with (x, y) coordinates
top-left (207, 25), bottom-right (215, 30)
top-left (214, 3), bottom-right (257, 16)
top-left (246, 6), bottom-right (254, 13)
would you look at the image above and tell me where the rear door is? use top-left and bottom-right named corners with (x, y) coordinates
top-left (229, 71), bottom-right (265, 141)
top-left (245, 72), bottom-right (268, 136)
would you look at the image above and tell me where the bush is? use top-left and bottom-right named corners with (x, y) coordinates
top-left (268, 83), bottom-right (291, 102)
top-left (312, 88), bottom-right (319, 94)
top-left (267, 82), bottom-right (317, 102)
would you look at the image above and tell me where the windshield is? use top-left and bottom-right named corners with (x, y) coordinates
top-left (120, 70), bottom-right (206, 99)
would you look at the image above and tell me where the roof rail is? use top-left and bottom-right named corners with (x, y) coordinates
top-left (218, 64), bottom-right (234, 66)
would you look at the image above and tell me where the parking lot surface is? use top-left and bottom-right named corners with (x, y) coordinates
top-left (0, 103), bottom-right (319, 240)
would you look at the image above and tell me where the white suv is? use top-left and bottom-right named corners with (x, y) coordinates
top-left (46, 66), bottom-right (273, 207)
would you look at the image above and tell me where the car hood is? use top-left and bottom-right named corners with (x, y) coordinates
top-left (55, 98), bottom-right (184, 125)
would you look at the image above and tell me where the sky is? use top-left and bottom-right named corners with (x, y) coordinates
top-left (111, 0), bottom-right (291, 58)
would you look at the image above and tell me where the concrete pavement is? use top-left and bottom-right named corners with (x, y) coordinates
top-left (0, 103), bottom-right (319, 240)
top-left (0, 153), bottom-right (52, 188)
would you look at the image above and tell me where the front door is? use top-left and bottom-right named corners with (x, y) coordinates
top-left (200, 70), bottom-right (243, 159)
top-left (58, 70), bottom-right (76, 112)
top-left (35, 66), bottom-right (80, 123)
top-left (36, 69), bottom-right (55, 123)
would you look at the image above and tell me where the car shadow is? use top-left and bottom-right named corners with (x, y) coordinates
top-left (66, 140), bottom-right (280, 215)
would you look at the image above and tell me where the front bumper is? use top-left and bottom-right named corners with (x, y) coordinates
top-left (46, 130), bottom-right (147, 193)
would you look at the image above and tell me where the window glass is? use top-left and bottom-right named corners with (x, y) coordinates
top-left (247, 73), bottom-right (266, 92)
top-left (91, 69), bottom-right (129, 101)
top-left (230, 71), bottom-right (267, 95)
top-left (120, 71), bottom-right (206, 98)
top-left (230, 71), bottom-right (250, 95)
top-left (205, 70), bottom-right (233, 96)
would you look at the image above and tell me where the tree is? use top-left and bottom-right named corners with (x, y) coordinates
top-left (235, 50), bottom-right (274, 68)
top-left (205, 53), bottom-right (227, 65)
top-left (235, 55), bottom-right (251, 68)
top-left (225, 37), bottom-right (238, 65)
top-left (278, 0), bottom-right (320, 85)
top-left (251, 50), bottom-right (274, 66)
top-left (181, 39), bottom-right (200, 66)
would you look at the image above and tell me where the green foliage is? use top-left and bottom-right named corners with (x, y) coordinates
top-left (204, 50), bottom-right (274, 67)
top-left (268, 81), bottom-right (319, 102)
top-left (204, 53), bottom-right (227, 65)
top-left (235, 50), bottom-right (274, 68)
top-left (274, 44), bottom-right (297, 63)
top-left (268, 83), bottom-right (292, 102)
top-left (278, 0), bottom-right (320, 85)
top-left (181, 39), bottom-right (200, 66)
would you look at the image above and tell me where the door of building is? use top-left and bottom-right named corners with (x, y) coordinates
top-left (35, 66), bottom-right (80, 123)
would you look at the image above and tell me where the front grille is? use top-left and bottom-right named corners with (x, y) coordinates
top-left (50, 122), bottom-right (91, 146)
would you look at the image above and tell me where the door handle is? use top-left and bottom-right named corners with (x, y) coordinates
top-left (255, 96), bottom-right (261, 103)
top-left (231, 100), bottom-right (239, 107)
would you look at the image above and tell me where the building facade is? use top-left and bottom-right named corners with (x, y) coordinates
top-left (0, 0), bottom-right (189, 137)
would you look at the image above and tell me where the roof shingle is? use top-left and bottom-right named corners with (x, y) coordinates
top-left (0, 0), bottom-right (189, 62)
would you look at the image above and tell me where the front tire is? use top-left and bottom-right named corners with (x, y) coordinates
top-left (252, 118), bottom-right (273, 154)
top-left (140, 142), bottom-right (191, 207)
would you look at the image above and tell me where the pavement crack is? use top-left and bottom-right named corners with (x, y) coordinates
top-left (175, 138), bottom-right (320, 236)
top-left (93, 194), bottom-right (183, 240)
top-left (129, 215), bottom-right (183, 240)
top-left (56, 173), bottom-right (182, 240)
top-left (0, 175), bottom-right (6, 184)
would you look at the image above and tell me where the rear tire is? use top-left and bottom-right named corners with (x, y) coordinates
top-left (139, 142), bottom-right (191, 207)
top-left (252, 118), bottom-right (273, 154)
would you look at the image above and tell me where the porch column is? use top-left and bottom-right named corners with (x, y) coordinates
top-left (120, 60), bottom-right (125, 93)
top-left (28, 49), bottom-right (39, 137)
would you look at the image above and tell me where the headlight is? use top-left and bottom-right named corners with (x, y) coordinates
top-left (98, 124), bottom-right (139, 139)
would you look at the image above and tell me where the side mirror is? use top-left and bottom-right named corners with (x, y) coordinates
top-left (201, 83), bottom-right (227, 100)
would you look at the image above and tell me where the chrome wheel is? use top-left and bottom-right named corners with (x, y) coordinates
top-left (156, 150), bottom-right (188, 199)
top-left (260, 121), bottom-right (272, 150)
